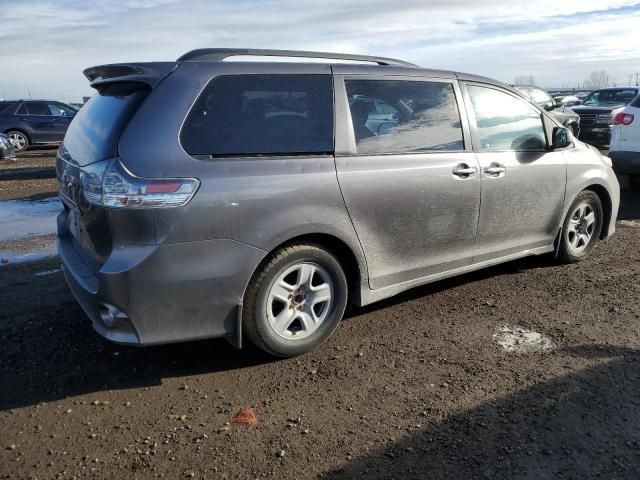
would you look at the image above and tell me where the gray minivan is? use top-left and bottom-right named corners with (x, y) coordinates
top-left (57, 49), bottom-right (620, 357)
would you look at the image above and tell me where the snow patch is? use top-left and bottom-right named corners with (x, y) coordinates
top-left (618, 220), bottom-right (640, 228)
top-left (0, 245), bottom-right (57, 266)
top-left (0, 197), bottom-right (61, 242)
top-left (493, 325), bottom-right (555, 353)
top-left (35, 268), bottom-right (62, 277)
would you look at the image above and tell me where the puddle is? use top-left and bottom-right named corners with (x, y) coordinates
top-left (0, 197), bottom-right (61, 242)
top-left (493, 325), bottom-right (555, 353)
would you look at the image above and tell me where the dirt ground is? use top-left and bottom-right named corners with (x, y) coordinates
top-left (0, 148), bottom-right (57, 201)
top-left (1, 151), bottom-right (640, 479)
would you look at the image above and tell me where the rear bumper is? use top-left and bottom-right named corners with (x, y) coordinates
top-left (608, 150), bottom-right (640, 175)
top-left (57, 215), bottom-right (266, 346)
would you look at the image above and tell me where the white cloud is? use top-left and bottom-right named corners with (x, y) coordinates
top-left (0, 0), bottom-right (639, 101)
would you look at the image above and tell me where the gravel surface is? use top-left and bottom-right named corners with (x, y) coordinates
top-left (0, 149), bottom-right (57, 200)
top-left (1, 186), bottom-right (639, 479)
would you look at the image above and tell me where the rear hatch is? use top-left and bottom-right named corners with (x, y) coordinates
top-left (57, 63), bottom-right (176, 271)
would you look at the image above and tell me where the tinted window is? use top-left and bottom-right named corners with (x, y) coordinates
top-left (16, 103), bottom-right (27, 115)
top-left (631, 93), bottom-right (640, 108)
top-left (25, 101), bottom-right (49, 115)
top-left (345, 80), bottom-right (463, 154)
top-left (0, 102), bottom-right (16, 114)
top-left (467, 85), bottom-right (546, 151)
top-left (181, 75), bottom-right (333, 156)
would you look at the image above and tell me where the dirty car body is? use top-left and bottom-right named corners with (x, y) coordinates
top-left (57, 49), bottom-right (620, 354)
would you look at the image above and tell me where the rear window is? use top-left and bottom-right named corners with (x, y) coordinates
top-left (63, 85), bottom-right (148, 166)
top-left (630, 93), bottom-right (640, 108)
top-left (181, 75), bottom-right (334, 156)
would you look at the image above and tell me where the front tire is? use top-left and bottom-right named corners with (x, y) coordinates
top-left (7, 131), bottom-right (29, 153)
top-left (557, 190), bottom-right (603, 263)
top-left (243, 244), bottom-right (348, 357)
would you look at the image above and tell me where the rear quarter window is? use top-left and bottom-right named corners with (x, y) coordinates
top-left (180, 74), bottom-right (334, 156)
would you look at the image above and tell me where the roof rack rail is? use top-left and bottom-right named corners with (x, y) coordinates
top-left (176, 48), bottom-right (418, 68)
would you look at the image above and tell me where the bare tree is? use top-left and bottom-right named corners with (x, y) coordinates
top-left (513, 74), bottom-right (536, 85)
top-left (584, 70), bottom-right (609, 89)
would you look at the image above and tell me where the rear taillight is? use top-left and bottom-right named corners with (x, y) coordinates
top-left (613, 111), bottom-right (635, 126)
top-left (81, 158), bottom-right (199, 209)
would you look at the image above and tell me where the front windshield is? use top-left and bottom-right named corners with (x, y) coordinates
top-left (583, 89), bottom-right (638, 107)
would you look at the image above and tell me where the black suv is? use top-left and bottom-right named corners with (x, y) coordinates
top-left (572, 87), bottom-right (639, 146)
top-left (0, 100), bottom-right (77, 152)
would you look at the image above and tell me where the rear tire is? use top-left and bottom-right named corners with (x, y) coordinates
top-left (557, 190), bottom-right (603, 263)
top-left (243, 244), bottom-right (348, 357)
top-left (7, 130), bottom-right (29, 153)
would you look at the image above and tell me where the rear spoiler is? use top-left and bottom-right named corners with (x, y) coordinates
top-left (83, 62), bottom-right (177, 90)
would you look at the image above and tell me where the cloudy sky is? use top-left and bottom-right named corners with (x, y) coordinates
top-left (1, 0), bottom-right (639, 102)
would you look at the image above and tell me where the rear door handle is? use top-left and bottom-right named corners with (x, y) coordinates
top-left (484, 165), bottom-right (506, 176)
top-left (452, 164), bottom-right (477, 177)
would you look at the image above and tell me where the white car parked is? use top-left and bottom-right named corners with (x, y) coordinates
top-left (610, 94), bottom-right (640, 190)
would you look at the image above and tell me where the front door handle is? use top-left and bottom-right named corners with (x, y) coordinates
top-left (452, 164), bottom-right (477, 178)
top-left (484, 164), bottom-right (506, 176)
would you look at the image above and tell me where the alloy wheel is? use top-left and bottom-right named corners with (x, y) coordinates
top-left (266, 262), bottom-right (334, 340)
top-left (8, 132), bottom-right (26, 151)
top-left (566, 202), bottom-right (596, 254)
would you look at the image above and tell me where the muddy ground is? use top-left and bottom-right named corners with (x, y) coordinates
top-left (1, 151), bottom-right (640, 479)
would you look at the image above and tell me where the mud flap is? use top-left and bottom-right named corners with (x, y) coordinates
top-left (553, 227), bottom-right (563, 258)
top-left (225, 303), bottom-right (243, 349)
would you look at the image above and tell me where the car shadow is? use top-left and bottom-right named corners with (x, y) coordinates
top-left (0, 254), bottom-right (556, 413)
top-left (324, 344), bottom-right (640, 479)
top-left (0, 293), bottom-right (276, 411)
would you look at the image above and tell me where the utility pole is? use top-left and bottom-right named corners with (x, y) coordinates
top-left (636, 72), bottom-right (639, 86)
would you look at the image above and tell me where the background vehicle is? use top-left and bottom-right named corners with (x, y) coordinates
top-left (554, 95), bottom-right (581, 107)
top-left (0, 99), bottom-right (77, 152)
top-left (572, 87), bottom-right (639, 146)
top-left (609, 93), bottom-right (640, 190)
top-left (513, 85), bottom-right (581, 136)
top-left (0, 132), bottom-right (16, 161)
top-left (57, 48), bottom-right (619, 357)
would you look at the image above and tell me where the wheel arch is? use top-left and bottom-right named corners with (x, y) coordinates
top-left (244, 232), bottom-right (366, 309)
top-left (583, 184), bottom-right (613, 239)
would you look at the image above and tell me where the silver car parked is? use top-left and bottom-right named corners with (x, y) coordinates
top-left (57, 49), bottom-right (620, 357)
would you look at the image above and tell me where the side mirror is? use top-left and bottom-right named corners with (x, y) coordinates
top-left (552, 126), bottom-right (570, 149)
top-left (544, 103), bottom-right (556, 111)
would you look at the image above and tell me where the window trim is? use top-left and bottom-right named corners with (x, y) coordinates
top-left (178, 73), bottom-right (336, 159)
top-left (335, 74), bottom-right (471, 157)
top-left (460, 81), bottom-right (551, 153)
